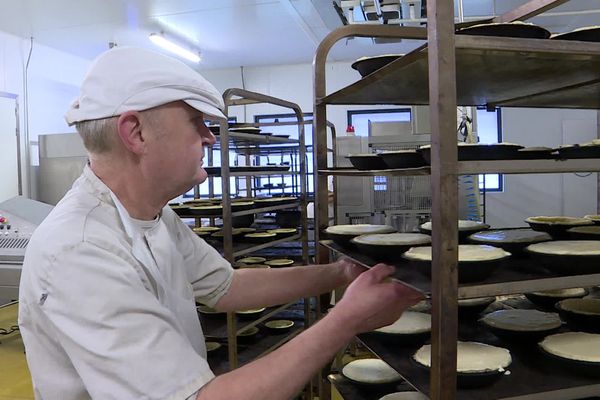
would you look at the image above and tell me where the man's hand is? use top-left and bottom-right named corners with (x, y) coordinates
top-left (328, 263), bottom-right (425, 334)
top-left (332, 257), bottom-right (366, 285)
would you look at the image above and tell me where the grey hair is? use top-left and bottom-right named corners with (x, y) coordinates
top-left (75, 108), bottom-right (164, 154)
top-left (75, 116), bottom-right (119, 154)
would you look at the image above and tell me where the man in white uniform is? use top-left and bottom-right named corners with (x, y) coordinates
top-left (18, 47), bottom-right (424, 400)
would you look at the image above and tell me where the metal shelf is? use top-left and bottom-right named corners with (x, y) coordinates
top-left (458, 158), bottom-right (600, 174)
top-left (356, 323), bottom-right (600, 400)
top-left (313, 5), bottom-right (600, 400)
top-left (204, 301), bottom-right (309, 375)
top-left (224, 146), bottom-right (302, 156)
top-left (201, 301), bottom-right (301, 339)
top-left (320, 240), bottom-right (600, 299)
top-left (177, 201), bottom-right (300, 218)
top-left (207, 170), bottom-right (300, 177)
top-left (318, 167), bottom-right (431, 176)
top-left (207, 233), bottom-right (303, 258)
top-left (318, 158), bottom-right (600, 177)
top-left (233, 202), bottom-right (300, 216)
top-left (320, 35), bottom-right (600, 109)
top-left (232, 234), bottom-right (302, 258)
top-left (214, 131), bottom-right (299, 145)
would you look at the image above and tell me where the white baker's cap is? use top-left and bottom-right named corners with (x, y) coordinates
top-left (65, 46), bottom-right (225, 125)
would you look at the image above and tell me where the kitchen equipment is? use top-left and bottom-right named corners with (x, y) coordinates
top-left (0, 196), bottom-right (53, 300)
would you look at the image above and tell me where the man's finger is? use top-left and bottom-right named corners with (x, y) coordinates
top-left (392, 280), bottom-right (427, 300)
top-left (365, 264), bottom-right (396, 282)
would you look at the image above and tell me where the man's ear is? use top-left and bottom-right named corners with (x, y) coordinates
top-left (116, 111), bottom-right (145, 154)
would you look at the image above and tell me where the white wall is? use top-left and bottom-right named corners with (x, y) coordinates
top-left (201, 61), bottom-right (400, 136)
top-left (485, 108), bottom-right (598, 227)
top-left (0, 31), bottom-right (88, 200)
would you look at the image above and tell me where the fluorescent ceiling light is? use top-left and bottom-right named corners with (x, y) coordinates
top-left (149, 33), bottom-right (201, 63)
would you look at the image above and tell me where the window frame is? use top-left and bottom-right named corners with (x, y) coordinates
top-left (476, 106), bottom-right (503, 193)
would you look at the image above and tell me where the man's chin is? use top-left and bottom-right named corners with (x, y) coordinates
top-left (196, 170), bottom-right (209, 184)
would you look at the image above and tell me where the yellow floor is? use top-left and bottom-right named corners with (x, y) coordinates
top-left (0, 302), bottom-right (34, 400)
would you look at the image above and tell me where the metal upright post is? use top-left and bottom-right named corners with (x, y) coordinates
top-left (427, 0), bottom-right (459, 399)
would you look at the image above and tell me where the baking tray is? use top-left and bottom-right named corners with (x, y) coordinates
top-left (351, 54), bottom-right (403, 78)
top-left (418, 143), bottom-right (524, 164)
top-left (552, 27), bottom-right (600, 42)
top-left (456, 22), bottom-right (551, 39)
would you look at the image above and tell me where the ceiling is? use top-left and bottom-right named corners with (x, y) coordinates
top-left (0, 0), bottom-right (598, 70)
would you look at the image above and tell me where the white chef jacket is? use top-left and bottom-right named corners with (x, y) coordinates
top-left (18, 165), bottom-right (234, 400)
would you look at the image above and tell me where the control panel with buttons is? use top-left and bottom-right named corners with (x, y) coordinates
top-left (0, 210), bottom-right (35, 239)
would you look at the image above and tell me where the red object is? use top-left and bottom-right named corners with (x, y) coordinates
top-left (0, 217), bottom-right (5, 223)
top-left (346, 125), bottom-right (355, 136)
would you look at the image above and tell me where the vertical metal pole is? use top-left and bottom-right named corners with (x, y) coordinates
top-left (313, 46), bottom-right (331, 400)
top-left (14, 97), bottom-right (22, 196)
top-left (427, 0), bottom-right (458, 399)
top-left (219, 102), bottom-right (237, 369)
top-left (597, 110), bottom-right (600, 214)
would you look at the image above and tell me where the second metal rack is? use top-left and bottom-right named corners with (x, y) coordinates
top-left (187, 88), bottom-right (312, 374)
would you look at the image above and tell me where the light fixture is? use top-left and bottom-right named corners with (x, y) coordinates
top-left (149, 32), bottom-right (201, 63)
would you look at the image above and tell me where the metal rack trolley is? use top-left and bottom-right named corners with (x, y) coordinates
top-left (180, 89), bottom-right (313, 382)
top-left (313, 1), bottom-right (600, 399)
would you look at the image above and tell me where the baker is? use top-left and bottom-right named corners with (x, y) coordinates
top-left (18, 46), bottom-right (424, 400)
